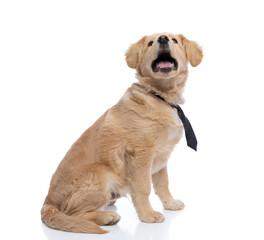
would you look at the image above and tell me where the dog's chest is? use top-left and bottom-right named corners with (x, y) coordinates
top-left (167, 107), bottom-right (183, 140)
top-left (151, 108), bottom-right (183, 174)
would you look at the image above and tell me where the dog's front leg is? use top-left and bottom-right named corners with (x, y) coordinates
top-left (152, 166), bottom-right (185, 210)
top-left (128, 155), bottom-right (164, 223)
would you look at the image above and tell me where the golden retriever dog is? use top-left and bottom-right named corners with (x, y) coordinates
top-left (41, 33), bottom-right (203, 234)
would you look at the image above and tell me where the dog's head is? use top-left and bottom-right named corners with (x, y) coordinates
top-left (126, 33), bottom-right (203, 93)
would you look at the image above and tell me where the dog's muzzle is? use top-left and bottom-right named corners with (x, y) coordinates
top-left (151, 50), bottom-right (178, 73)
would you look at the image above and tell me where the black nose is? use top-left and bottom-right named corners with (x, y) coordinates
top-left (157, 35), bottom-right (169, 44)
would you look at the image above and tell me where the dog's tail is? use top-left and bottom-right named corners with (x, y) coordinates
top-left (41, 203), bottom-right (108, 234)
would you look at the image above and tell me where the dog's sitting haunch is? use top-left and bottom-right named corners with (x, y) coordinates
top-left (41, 33), bottom-right (203, 234)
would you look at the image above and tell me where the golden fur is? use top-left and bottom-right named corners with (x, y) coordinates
top-left (41, 33), bottom-right (203, 234)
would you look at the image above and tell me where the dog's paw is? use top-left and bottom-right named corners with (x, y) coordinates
top-left (100, 212), bottom-right (121, 226)
top-left (164, 199), bottom-right (185, 211)
top-left (139, 210), bottom-right (165, 223)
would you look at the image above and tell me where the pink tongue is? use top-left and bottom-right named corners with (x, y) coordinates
top-left (157, 61), bottom-right (173, 69)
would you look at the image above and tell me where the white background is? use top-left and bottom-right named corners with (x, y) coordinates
top-left (1, 0), bottom-right (264, 239)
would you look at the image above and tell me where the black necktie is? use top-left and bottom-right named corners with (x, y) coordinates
top-left (174, 105), bottom-right (197, 151)
top-left (150, 91), bottom-right (198, 151)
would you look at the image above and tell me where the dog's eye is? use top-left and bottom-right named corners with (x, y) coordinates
top-left (172, 38), bottom-right (178, 44)
top-left (148, 41), bottom-right (153, 47)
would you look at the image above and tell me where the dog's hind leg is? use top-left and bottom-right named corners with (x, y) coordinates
top-left (63, 167), bottom-right (121, 226)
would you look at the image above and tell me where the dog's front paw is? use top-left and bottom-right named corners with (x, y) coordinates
top-left (139, 210), bottom-right (165, 223)
top-left (164, 199), bottom-right (185, 211)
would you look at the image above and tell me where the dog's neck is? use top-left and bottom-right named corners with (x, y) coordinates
top-left (135, 69), bottom-right (188, 105)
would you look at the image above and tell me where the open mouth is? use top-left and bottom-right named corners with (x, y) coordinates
top-left (151, 52), bottom-right (178, 73)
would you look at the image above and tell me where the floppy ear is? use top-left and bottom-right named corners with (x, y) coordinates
top-left (125, 36), bottom-right (147, 69)
top-left (178, 34), bottom-right (203, 67)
